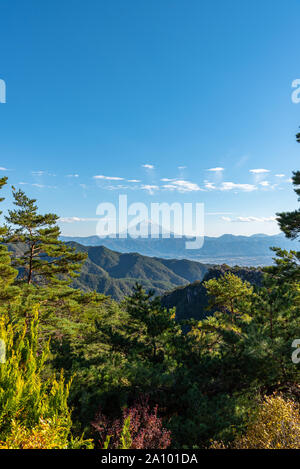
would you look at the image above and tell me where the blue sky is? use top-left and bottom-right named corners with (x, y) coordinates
top-left (0, 0), bottom-right (300, 237)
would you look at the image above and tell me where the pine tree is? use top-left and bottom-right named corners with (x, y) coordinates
top-left (276, 170), bottom-right (300, 240)
top-left (5, 188), bottom-right (87, 285)
top-left (0, 177), bottom-right (18, 303)
top-left (124, 283), bottom-right (177, 361)
top-left (203, 272), bottom-right (253, 321)
top-left (267, 130), bottom-right (300, 281)
top-left (190, 272), bottom-right (253, 353)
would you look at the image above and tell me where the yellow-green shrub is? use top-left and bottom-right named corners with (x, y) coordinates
top-left (212, 394), bottom-right (300, 449)
top-left (0, 307), bottom-right (92, 448)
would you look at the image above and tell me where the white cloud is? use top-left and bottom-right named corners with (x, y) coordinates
top-left (59, 217), bottom-right (99, 223)
top-left (19, 182), bottom-right (57, 189)
top-left (220, 182), bottom-right (257, 192)
top-left (142, 164), bottom-right (154, 170)
top-left (249, 169), bottom-right (270, 174)
top-left (207, 211), bottom-right (233, 215)
top-left (178, 166), bottom-right (186, 170)
top-left (141, 184), bottom-right (159, 195)
top-left (32, 170), bottom-right (56, 177)
top-left (107, 184), bottom-right (130, 190)
top-left (162, 179), bottom-right (203, 192)
top-left (0, 167), bottom-right (8, 171)
top-left (204, 181), bottom-right (216, 190)
top-left (67, 174), bottom-right (79, 178)
top-left (93, 175), bottom-right (124, 181)
top-left (275, 174), bottom-right (285, 178)
top-left (127, 179), bottom-right (141, 183)
top-left (259, 181), bottom-right (269, 187)
top-left (222, 216), bottom-right (276, 223)
top-left (207, 167), bottom-right (224, 172)
top-left (32, 170), bottom-right (45, 176)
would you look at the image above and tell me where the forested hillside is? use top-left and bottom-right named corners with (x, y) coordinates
top-left (0, 167), bottom-right (299, 449)
top-left (71, 245), bottom-right (211, 299)
top-left (9, 241), bottom-right (211, 300)
top-left (162, 265), bottom-right (263, 321)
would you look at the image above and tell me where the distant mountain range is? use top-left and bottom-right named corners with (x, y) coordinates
top-left (68, 243), bottom-right (211, 300)
top-left (60, 233), bottom-right (298, 266)
top-left (9, 233), bottom-right (298, 302)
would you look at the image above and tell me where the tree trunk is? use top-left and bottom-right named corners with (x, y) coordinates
top-left (27, 244), bottom-right (34, 284)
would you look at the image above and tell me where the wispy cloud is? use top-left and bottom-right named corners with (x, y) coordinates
top-left (142, 164), bottom-right (154, 170)
top-left (204, 181), bottom-right (216, 190)
top-left (162, 179), bottom-right (203, 192)
top-left (59, 217), bottom-right (99, 223)
top-left (207, 211), bottom-right (233, 215)
top-left (32, 170), bottom-right (45, 176)
top-left (93, 175), bottom-right (124, 181)
top-left (207, 167), bottom-right (224, 172)
top-left (259, 181), bottom-right (270, 187)
top-left (127, 179), bottom-right (141, 183)
top-left (275, 174), bottom-right (285, 178)
top-left (66, 174), bottom-right (79, 178)
top-left (107, 184), bottom-right (130, 190)
top-left (235, 155), bottom-right (249, 168)
top-left (0, 167), bottom-right (9, 171)
top-left (249, 169), bottom-right (270, 174)
top-left (220, 182), bottom-right (257, 192)
top-left (141, 184), bottom-right (159, 195)
top-left (204, 178), bottom-right (276, 192)
top-left (222, 216), bottom-right (276, 223)
top-left (32, 170), bottom-right (56, 177)
top-left (19, 182), bottom-right (57, 189)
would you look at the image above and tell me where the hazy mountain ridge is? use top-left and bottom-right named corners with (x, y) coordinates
top-left (60, 233), bottom-right (297, 266)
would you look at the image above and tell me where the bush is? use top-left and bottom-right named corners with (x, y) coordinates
top-left (0, 307), bottom-right (92, 448)
top-left (211, 394), bottom-right (300, 449)
top-left (92, 399), bottom-right (171, 449)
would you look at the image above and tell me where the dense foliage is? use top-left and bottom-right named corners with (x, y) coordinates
top-left (0, 154), bottom-right (299, 448)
